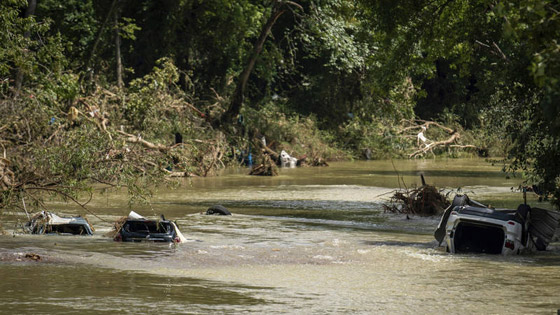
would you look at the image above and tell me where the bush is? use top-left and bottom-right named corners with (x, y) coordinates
top-left (241, 102), bottom-right (347, 161)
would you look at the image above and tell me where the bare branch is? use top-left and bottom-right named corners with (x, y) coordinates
top-left (24, 187), bottom-right (108, 222)
top-left (492, 41), bottom-right (508, 61)
top-left (117, 130), bottom-right (170, 152)
top-left (409, 133), bottom-right (461, 158)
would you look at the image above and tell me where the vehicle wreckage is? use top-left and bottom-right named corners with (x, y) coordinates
top-left (24, 211), bottom-right (94, 235)
top-left (435, 194), bottom-right (560, 255)
top-left (113, 211), bottom-right (187, 243)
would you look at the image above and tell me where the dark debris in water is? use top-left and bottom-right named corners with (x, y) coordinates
top-left (383, 185), bottom-right (450, 216)
top-left (0, 252), bottom-right (56, 263)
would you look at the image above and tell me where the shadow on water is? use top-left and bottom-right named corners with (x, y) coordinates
top-left (157, 199), bottom-right (382, 212)
top-left (0, 264), bottom-right (278, 314)
top-left (361, 240), bottom-right (435, 249)
top-left (366, 169), bottom-right (506, 178)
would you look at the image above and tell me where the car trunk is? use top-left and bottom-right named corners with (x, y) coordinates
top-left (454, 221), bottom-right (504, 254)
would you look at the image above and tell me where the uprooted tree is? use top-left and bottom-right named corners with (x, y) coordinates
top-left (398, 119), bottom-right (478, 158)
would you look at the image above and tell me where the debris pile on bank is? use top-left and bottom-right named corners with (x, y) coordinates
top-left (249, 154), bottom-right (278, 176)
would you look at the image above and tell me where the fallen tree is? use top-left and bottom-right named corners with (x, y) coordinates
top-left (399, 119), bottom-right (478, 158)
top-left (0, 60), bottom-right (227, 213)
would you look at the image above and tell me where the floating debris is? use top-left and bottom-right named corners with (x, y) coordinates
top-left (25, 253), bottom-right (41, 261)
top-left (383, 185), bottom-right (449, 216)
top-left (249, 154), bottom-right (278, 176)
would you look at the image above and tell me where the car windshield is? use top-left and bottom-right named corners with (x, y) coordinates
top-left (124, 221), bottom-right (171, 233)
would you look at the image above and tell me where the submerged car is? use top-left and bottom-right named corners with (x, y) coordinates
top-left (24, 211), bottom-right (94, 235)
top-left (113, 211), bottom-right (187, 243)
top-left (434, 195), bottom-right (560, 255)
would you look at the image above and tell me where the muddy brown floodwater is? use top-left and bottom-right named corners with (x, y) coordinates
top-left (1, 159), bottom-right (559, 314)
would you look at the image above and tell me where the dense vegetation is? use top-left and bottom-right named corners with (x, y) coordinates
top-left (1, 0), bottom-right (559, 210)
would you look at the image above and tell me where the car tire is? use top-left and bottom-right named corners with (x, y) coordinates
top-left (206, 205), bottom-right (232, 216)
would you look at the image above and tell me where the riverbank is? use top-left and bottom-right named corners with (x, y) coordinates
top-left (0, 57), bottom-right (494, 214)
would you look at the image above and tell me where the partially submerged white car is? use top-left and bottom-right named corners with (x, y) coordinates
top-left (24, 211), bottom-right (94, 235)
top-left (435, 195), bottom-right (560, 255)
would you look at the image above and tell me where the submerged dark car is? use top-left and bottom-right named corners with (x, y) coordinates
top-left (116, 219), bottom-right (176, 242)
top-left (113, 211), bottom-right (186, 243)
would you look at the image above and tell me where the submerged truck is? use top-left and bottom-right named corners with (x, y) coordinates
top-left (435, 195), bottom-right (560, 255)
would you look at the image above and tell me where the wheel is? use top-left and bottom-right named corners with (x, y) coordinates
top-left (451, 194), bottom-right (469, 208)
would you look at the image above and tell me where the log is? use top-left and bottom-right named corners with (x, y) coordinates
top-left (163, 169), bottom-right (197, 177)
top-left (117, 130), bottom-right (169, 153)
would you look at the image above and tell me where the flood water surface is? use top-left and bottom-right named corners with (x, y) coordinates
top-left (1, 159), bottom-right (559, 314)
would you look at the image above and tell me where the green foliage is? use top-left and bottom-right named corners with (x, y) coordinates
top-left (304, 0), bottom-right (368, 72)
top-left (360, 0), bottom-right (560, 206)
top-left (2, 0), bottom-right (560, 209)
top-left (339, 117), bottom-right (407, 159)
top-left (37, 73), bottom-right (81, 109)
top-left (118, 17), bottom-right (141, 40)
top-left (0, 0), bottom-right (28, 77)
top-left (36, 0), bottom-right (98, 64)
top-left (125, 58), bottom-right (182, 128)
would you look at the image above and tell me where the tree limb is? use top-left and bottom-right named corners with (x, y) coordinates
top-left (409, 133), bottom-right (461, 158)
top-left (116, 130), bottom-right (169, 152)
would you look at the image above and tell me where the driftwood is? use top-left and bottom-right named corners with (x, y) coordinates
top-left (115, 130), bottom-right (225, 178)
top-left (297, 156), bottom-right (329, 167)
top-left (260, 143), bottom-right (280, 162)
top-left (117, 130), bottom-right (170, 152)
top-left (105, 216), bottom-right (127, 239)
top-left (249, 154), bottom-right (278, 176)
top-left (163, 169), bottom-right (198, 177)
top-left (383, 184), bottom-right (450, 216)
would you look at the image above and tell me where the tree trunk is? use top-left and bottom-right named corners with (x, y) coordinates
top-left (85, 0), bottom-right (119, 84)
top-left (13, 0), bottom-right (37, 97)
top-left (219, 1), bottom-right (286, 125)
top-left (114, 7), bottom-right (123, 89)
